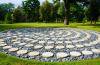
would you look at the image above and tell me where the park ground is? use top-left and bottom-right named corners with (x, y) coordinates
top-left (0, 22), bottom-right (100, 65)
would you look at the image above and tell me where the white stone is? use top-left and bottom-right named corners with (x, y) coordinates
top-left (44, 38), bottom-right (50, 40)
top-left (0, 44), bottom-right (7, 47)
top-left (47, 41), bottom-right (54, 44)
top-left (66, 45), bottom-right (75, 48)
top-left (0, 39), bottom-right (4, 42)
top-left (70, 51), bottom-right (81, 57)
top-left (34, 45), bottom-right (43, 49)
top-left (39, 41), bottom-right (45, 44)
top-left (72, 40), bottom-right (78, 43)
top-left (25, 35), bottom-right (30, 37)
top-left (18, 35), bottom-right (23, 37)
top-left (92, 49), bottom-right (100, 54)
top-left (17, 50), bottom-right (27, 55)
top-left (56, 45), bottom-right (64, 49)
top-left (75, 45), bottom-right (84, 48)
top-left (13, 41), bottom-right (20, 44)
top-left (65, 41), bottom-right (72, 44)
top-left (31, 40), bottom-right (38, 43)
top-left (12, 39), bottom-right (17, 42)
top-left (45, 45), bottom-right (54, 49)
top-left (8, 48), bottom-right (18, 52)
top-left (90, 40), bottom-right (99, 45)
top-left (18, 43), bottom-right (26, 46)
top-left (58, 38), bottom-right (64, 40)
top-left (26, 39), bottom-right (33, 42)
top-left (56, 41), bottom-right (63, 44)
top-left (25, 44), bottom-right (33, 47)
top-left (42, 52), bottom-right (53, 58)
top-left (3, 46), bottom-right (12, 49)
top-left (82, 50), bottom-right (93, 55)
top-left (12, 36), bottom-right (17, 39)
top-left (56, 52), bottom-right (68, 58)
top-left (28, 51), bottom-right (39, 56)
top-left (23, 38), bottom-right (29, 41)
top-left (17, 32), bottom-right (22, 35)
top-left (0, 42), bottom-right (5, 44)
top-left (84, 44), bottom-right (91, 46)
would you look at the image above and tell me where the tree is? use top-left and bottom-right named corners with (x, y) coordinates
top-left (39, 0), bottom-right (53, 22)
top-left (53, 0), bottom-right (60, 22)
top-left (85, 0), bottom-right (100, 24)
top-left (57, 2), bottom-right (65, 22)
top-left (0, 3), bottom-right (14, 22)
top-left (23, 0), bottom-right (40, 22)
top-left (63, 0), bottom-right (70, 25)
top-left (12, 6), bottom-right (27, 23)
top-left (70, 2), bottom-right (85, 23)
top-left (5, 13), bottom-right (12, 24)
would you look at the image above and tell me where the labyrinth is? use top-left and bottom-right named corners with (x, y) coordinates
top-left (0, 28), bottom-right (100, 62)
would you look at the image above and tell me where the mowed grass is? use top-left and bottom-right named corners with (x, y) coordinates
top-left (0, 22), bottom-right (100, 31)
top-left (0, 53), bottom-right (100, 65)
top-left (0, 22), bottom-right (100, 65)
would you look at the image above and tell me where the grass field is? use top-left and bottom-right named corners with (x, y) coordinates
top-left (0, 22), bottom-right (100, 31)
top-left (0, 22), bottom-right (100, 65)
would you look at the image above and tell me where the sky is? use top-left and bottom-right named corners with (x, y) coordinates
top-left (0, 0), bottom-right (53, 7)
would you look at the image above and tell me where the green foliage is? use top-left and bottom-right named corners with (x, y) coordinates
top-left (0, 0), bottom-right (100, 24)
top-left (4, 13), bottom-right (12, 24)
top-left (39, 0), bottom-right (53, 22)
top-left (0, 53), bottom-right (100, 65)
top-left (85, 0), bottom-right (100, 24)
top-left (12, 6), bottom-right (27, 23)
top-left (57, 2), bottom-right (65, 21)
top-left (22, 0), bottom-right (40, 22)
top-left (70, 3), bottom-right (85, 23)
top-left (0, 3), bottom-right (14, 21)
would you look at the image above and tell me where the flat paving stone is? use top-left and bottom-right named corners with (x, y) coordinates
top-left (70, 51), bottom-right (81, 57)
top-left (45, 45), bottom-right (54, 49)
top-left (47, 41), bottom-right (54, 44)
top-left (0, 39), bottom-right (4, 42)
top-left (66, 45), bottom-right (75, 49)
top-left (3, 46), bottom-right (12, 49)
top-left (56, 45), bottom-right (64, 49)
top-left (28, 51), bottom-right (39, 56)
top-left (25, 44), bottom-right (33, 47)
top-left (0, 44), bottom-right (7, 47)
top-left (17, 50), bottom-right (28, 55)
top-left (42, 52), bottom-right (54, 58)
top-left (39, 41), bottom-right (45, 44)
top-left (91, 49), bottom-right (100, 54)
top-left (18, 43), bottom-right (26, 46)
top-left (56, 52), bottom-right (69, 58)
top-left (75, 45), bottom-right (84, 48)
top-left (82, 50), bottom-right (93, 55)
top-left (34, 45), bottom-right (43, 49)
top-left (8, 48), bottom-right (18, 52)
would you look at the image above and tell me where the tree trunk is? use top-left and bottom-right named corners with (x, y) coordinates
top-left (94, 21), bottom-right (96, 24)
top-left (63, 0), bottom-right (70, 25)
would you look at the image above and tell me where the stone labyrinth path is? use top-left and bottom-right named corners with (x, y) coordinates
top-left (0, 28), bottom-right (100, 62)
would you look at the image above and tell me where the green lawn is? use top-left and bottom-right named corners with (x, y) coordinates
top-left (0, 22), bottom-right (100, 65)
top-left (0, 22), bottom-right (100, 31)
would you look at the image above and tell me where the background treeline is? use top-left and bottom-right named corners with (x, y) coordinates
top-left (0, 0), bottom-right (100, 24)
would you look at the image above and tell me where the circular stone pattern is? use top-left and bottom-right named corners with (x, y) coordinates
top-left (0, 28), bottom-right (100, 62)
